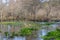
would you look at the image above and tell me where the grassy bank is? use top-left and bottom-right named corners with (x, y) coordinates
top-left (0, 21), bottom-right (56, 26)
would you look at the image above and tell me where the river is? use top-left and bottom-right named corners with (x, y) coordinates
top-left (0, 22), bottom-right (60, 40)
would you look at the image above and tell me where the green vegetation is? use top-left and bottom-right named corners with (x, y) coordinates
top-left (0, 21), bottom-right (39, 25)
top-left (19, 27), bottom-right (32, 36)
top-left (0, 21), bottom-right (57, 39)
top-left (1, 21), bottom-right (40, 38)
top-left (43, 29), bottom-right (60, 40)
top-left (10, 32), bottom-right (16, 38)
top-left (4, 32), bottom-right (17, 38)
top-left (40, 22), bottom-right (56, 26)
top-left (0, 21), bottom-right (56, 26)
top-left (45, 22), bottom-right (55, 25)
top-left (4, 27), bottom-right (38, 38)
top-left (0, 22), bottom-right (22, 25)
top-left (0, 30), bottom-right (2, 33)
top-left (4, 32), bottom-right (9, 37)
top-left (19, 27), bottom-right (38, 36)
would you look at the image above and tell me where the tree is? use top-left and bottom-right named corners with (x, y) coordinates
top-left (20, 0), bottom-right (41, 21)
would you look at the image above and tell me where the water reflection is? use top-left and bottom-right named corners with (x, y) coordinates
top-left (13, 37), bottom-right (26, 40)
top-left (1, 37), bottom-right (26, 40)
top-left (38, 23), bottom-right (59, 40)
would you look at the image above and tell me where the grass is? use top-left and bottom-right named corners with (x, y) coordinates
top-left (0, 21), bottom-right (56, 27)
top-left (40, 22), bottom-right (56, 26)
top-left (0, 21), bottom-right (24, 26)
top-left (0, 21), bottom-right (40, 26)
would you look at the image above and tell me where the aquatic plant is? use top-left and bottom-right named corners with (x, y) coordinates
top-left (19, 27), bottom-right (32, 36)
top-left (4, 32), bottom-right (18, 38)
top-left (43, 29), bottom-right (60, 40)
top-left (8, 32), bottom-right (15, 38)
top-left (4, 32), bottom-right (9, 37)
top-left (19, 27), bottom-right (38, 36)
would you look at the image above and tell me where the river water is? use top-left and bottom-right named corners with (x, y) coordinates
top-left (0, 22), bottom-right (60, 40)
